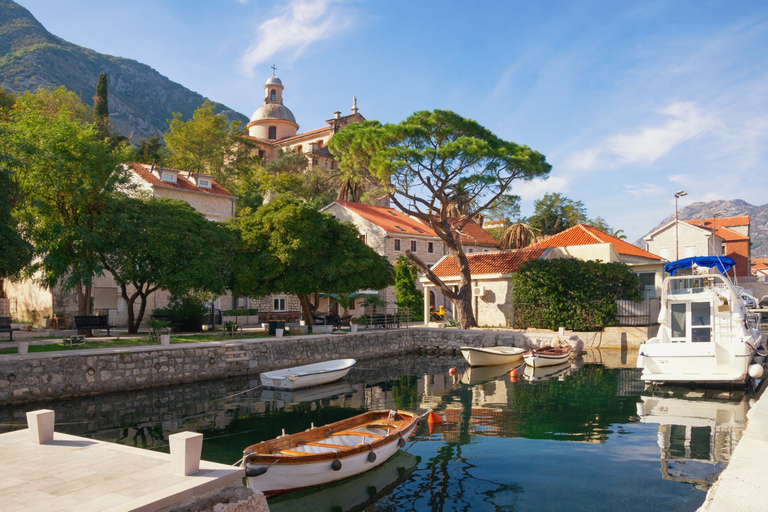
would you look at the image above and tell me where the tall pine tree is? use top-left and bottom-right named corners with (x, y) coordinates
top-left (93, 72), bottom-right (109, 139)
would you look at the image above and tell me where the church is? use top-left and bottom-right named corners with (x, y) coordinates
top-left (243, 70), bottom-right (365, 169)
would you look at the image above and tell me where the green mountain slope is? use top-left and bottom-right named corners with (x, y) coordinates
top-left (0, 0), bottom-right (248, 141)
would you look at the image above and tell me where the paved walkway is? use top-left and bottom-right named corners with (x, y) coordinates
top-left (0, 429), bottom-right (243, 512)
top-left (698, 382), bottom-right (768, 511)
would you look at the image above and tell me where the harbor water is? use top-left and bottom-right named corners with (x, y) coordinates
top-left (0, 351), bottom-right (751, 511)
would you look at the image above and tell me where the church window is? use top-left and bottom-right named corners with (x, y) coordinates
top-left (268, 126), bottom-right (277, 140)
top-left (270, 89), bottom-right (276, 101)
top-left (296, 145), bottom-right (302, 153)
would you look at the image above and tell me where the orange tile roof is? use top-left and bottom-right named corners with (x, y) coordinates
top-left (528, 224), bottom-right (662, 260)
top-left (683, 218), bottom-right (749, 242)
top-left (335, 202), bottom-right (500, 247)
top-left (432, 248), bottom-right (547, 277)
top-left (753, 258), bottom-right (768, 266)
top-left (129, 163), bottom-right (234, 198)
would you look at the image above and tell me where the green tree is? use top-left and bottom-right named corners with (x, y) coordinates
top-left (0, 144), bottom-right (33, 285)
top-left (327, 120), bottom-right (387, 204)
top-left (94, 197), bottom-right (234, 333)
top-left (511, 258), bottom-right (641, 330)
top-left (230, 198), bottom-right (394, 324)
top-left (93, 72), bottom-right (109, 139)
top-left (393, 256), bottom-right (423, 320)
top-left (330, 109), bottom-right (551, 329)
top-left (255, 149), bottom-right (336, 209)
top-left (8, 88), bottom-right (132, 315)
top-left (527, 193), bottom-right (588, 236)
top-left (132, 135), bottom-right (166, 165)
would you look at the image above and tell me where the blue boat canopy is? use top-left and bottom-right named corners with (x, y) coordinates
top-left (664, 256), bottom-right (736, 276)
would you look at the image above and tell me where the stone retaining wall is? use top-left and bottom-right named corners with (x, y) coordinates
top-left (0, 327), bottom-right (576, 405)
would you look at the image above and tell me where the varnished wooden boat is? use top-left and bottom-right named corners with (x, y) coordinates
top-left (523, 345), bottom-right (573, 368)
top-left (460, 346), bottom-right (526, 366)
top-left (259, 358), bottom-right (356, 390)
top-left (242, 409), bottom-right (422, 496)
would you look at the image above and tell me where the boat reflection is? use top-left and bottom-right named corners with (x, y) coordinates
top-left (459, 361), bottom-right (521, 386)
top-left (258, 381), bottom-right (354, 405)
top-left (637, 387), bottom-right (749, 490)
top-left (522, 361), bottom-right (572, 382)
top-left (268, 449), bottom-right (419, 512)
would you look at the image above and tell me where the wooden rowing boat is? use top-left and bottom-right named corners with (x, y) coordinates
top-left (242, 409), bottom-right (421, 496)
top-left (523, 361), bottom-right (572, 382)
top-left (523, 345), bottom-right (573, 368)
top-left (259, 358), bottom-right (357, 390)
top-left (460, 346), bottom-right (526, 366)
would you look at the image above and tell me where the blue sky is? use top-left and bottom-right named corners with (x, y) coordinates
top-left (15, 0), bottom-right (768, 241)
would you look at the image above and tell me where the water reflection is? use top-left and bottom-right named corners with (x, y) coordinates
top-left (637, 386), bottom-right (748, 490)
top-left (0, 351), bottom-right (752, 511)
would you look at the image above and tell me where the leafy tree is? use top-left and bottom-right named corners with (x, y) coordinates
top-left (393, 256), bottom-right (423, 320)
top-left (254, 149), bottom-right (336, 209)
top-left (230, 198), bottom-right (393, 324)
top-left (327, 120), bottom-right (387, 204)
top-left (7, 88), bottom-right (132, 315)
top-left (132, 135), bottom-right (166, 165)
top-left (94, 197), bottom-right (234, 333)
top-left (486, 194), bottom-right (522, 222)
top-left (511, 258), bottom-right (641, 330)
top-left (527, 193), bottom-right (587, 236)
top-left (0, 146), bottom-right (32, 285)
top-left (93, 72), bottom-right (109, 139)
top-left (330, 109), bottom-right (551, 328)
top-left (587, 216), bottom-right (611, 234)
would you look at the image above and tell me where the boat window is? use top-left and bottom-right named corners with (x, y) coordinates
top-left (671, 303), bottom-right (686, 339)
top-left (691, 302), bottom-right (711, 342)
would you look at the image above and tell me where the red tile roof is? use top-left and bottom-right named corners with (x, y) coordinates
top-left (129, 163), bottom-right (234, 198)
top-left (432, 248), bottom-right (547, 277)
top-left (334, 202), bottom-right (499, 247)
top-left (683, 218), bottom-right (749, 242)
top-left (528, 224), bottom-right (662, 260)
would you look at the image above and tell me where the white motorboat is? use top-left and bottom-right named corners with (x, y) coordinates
top-left (637, 257), bottom-right (765, 385)
top-left (460, 346), bottom-right (526, 366)
top-left (242, 409), bottom-right (421, 496)
top-left (523, 345), bottom-right (573, 367)
top-left (260, 358), bottom-right (357, 390)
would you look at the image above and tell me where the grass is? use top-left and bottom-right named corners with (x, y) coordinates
top-left (0, 331), bottom-right (277, 354)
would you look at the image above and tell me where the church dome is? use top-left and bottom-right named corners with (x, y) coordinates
top-left (266, 76), bottom-right (282, 85)
top-left (249, 103), bottom-right (297, 124)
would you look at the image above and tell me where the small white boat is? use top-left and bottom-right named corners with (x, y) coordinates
top-left (637, 257), bottom-right (765, 385)
top-left (460, 346), bottom-right (526, 366)
top-left (523, 345), bottom-right (573, 367)
top-left (260, 358), bottom-right (357, 390)
top-left (242, 409), bottom-right (422, 496)
top-left (460, 361), bottom-right (523, 385)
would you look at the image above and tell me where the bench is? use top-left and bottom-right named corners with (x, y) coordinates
top-left (0, 317), bottom-right (20, 341)
top-left (74, 315), bottom-right (114, 336)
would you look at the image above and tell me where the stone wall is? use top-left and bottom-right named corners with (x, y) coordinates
top-left (0, 327), bottom-right (590, 405)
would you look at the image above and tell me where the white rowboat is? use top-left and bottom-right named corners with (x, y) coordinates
top-left (523, 345), bottom-right (573, 367)
top-left (260, 358), bottom-right (356, 390)
top-left (242, 409), bottom-right (421, 496)
top-left (460, 346), bottom-right (526, 366)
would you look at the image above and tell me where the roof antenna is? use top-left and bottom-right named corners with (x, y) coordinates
top-left (150, 160), bottom-right (155, 173)
top-left (187, 166), bottom-right (192, 179)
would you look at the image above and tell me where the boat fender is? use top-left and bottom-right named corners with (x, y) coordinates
top-left (398, 435), bottom-right (406, 448)
top-left (367, 485), bottom-right (377, 497)
top-left (367, 446), bottom-right (377, 463)
top-left (245, 466), bottom-right (269, 477)
top-left (331, 458), bottom-right (342, 471)
top-left (749, 364), bottom-right (764, 379)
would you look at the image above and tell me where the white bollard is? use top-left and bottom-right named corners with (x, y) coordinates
top-left (26, 409), bottom-right (55, 444)
top-left (275, 328), bottom-right (284, 338)
top-left (18, 342), bottom-right (29, 355)
top-left (169, 431), bottom-right (204, 475)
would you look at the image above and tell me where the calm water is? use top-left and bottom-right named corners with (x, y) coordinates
top-left (0, 351), bottom-right (751, 511)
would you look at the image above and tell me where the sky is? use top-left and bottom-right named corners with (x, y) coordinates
top-left (15, 0), bottom-right (768, 242)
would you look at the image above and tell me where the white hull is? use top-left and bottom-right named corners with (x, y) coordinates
top-left (638, 340), bottom-right (756, 384)
top-left (260, 358), bottom-right (356, 390)
top-left (523, 347), bottom-right (572, 367)
top-left (523, 361), bottom-right (571, 382)
top-left (460, 346), bottom-right (526, 366)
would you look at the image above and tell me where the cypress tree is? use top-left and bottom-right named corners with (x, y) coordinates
top-left (93, 72), bottom-right (109, 139)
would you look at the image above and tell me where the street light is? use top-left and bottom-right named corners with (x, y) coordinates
top-left (674, 191), bottom-right (687, 260)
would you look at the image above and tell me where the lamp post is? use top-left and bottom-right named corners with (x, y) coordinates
top-left (674, 191), bottom-right (687, 260)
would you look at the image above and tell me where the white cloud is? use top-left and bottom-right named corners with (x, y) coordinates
top-left (513, 176), bottom-right (570, 202)
top-left (240, 0), bottom-right (353, 75)
top-left (564, 102), bottom-right (720, 171)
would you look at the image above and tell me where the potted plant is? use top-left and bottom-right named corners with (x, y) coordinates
top-left (351, 316), bottom-right (367, 333)
top-left (225, 320), bottom-right (240, 335)
top-left (147, 317), bottom-right (171, 342)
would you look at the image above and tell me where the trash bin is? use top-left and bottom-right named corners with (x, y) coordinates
top-left (269, 321), bottom-right (286, 336)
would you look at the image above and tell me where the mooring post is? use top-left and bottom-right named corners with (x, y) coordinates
top-left (26, 409), bottom-right (55, 444)
top-left (169, 431), bottom-right (204, 475)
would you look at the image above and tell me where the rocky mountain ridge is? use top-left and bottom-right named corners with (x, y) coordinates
top-left (0, 0), bottom-right (248, 141)
top-left (638, 199), bottom-right (768, 258)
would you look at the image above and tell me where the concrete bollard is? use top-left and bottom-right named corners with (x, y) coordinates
top-left (26, 409), bottom-right (55, 444)
top-left (18, 342), bottom-right (28, 355)
top-left (169, 431), bottom-right (204, 475)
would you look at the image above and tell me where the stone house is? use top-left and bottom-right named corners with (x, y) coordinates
top-left (643, 216), bottom-right (751, 278)
top-left (321, 201), bottom-right (500, 317)
top-left (4, 163), bottom-right (236, 326)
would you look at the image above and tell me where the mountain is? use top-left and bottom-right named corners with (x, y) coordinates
top-left (638, 199), bottom-right (768, 258)
top-left (0, 0), bottom-right (248, 141)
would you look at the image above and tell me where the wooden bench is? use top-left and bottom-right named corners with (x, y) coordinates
top-left (74, 315), bottom-right (114, 336)
top-left (0, 317), bottom-right (20, 341)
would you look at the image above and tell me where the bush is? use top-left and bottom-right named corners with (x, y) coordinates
top-left (164, 292), bottom-right (212, 332)
top-left (221, 308), bottom-right (258, 316)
